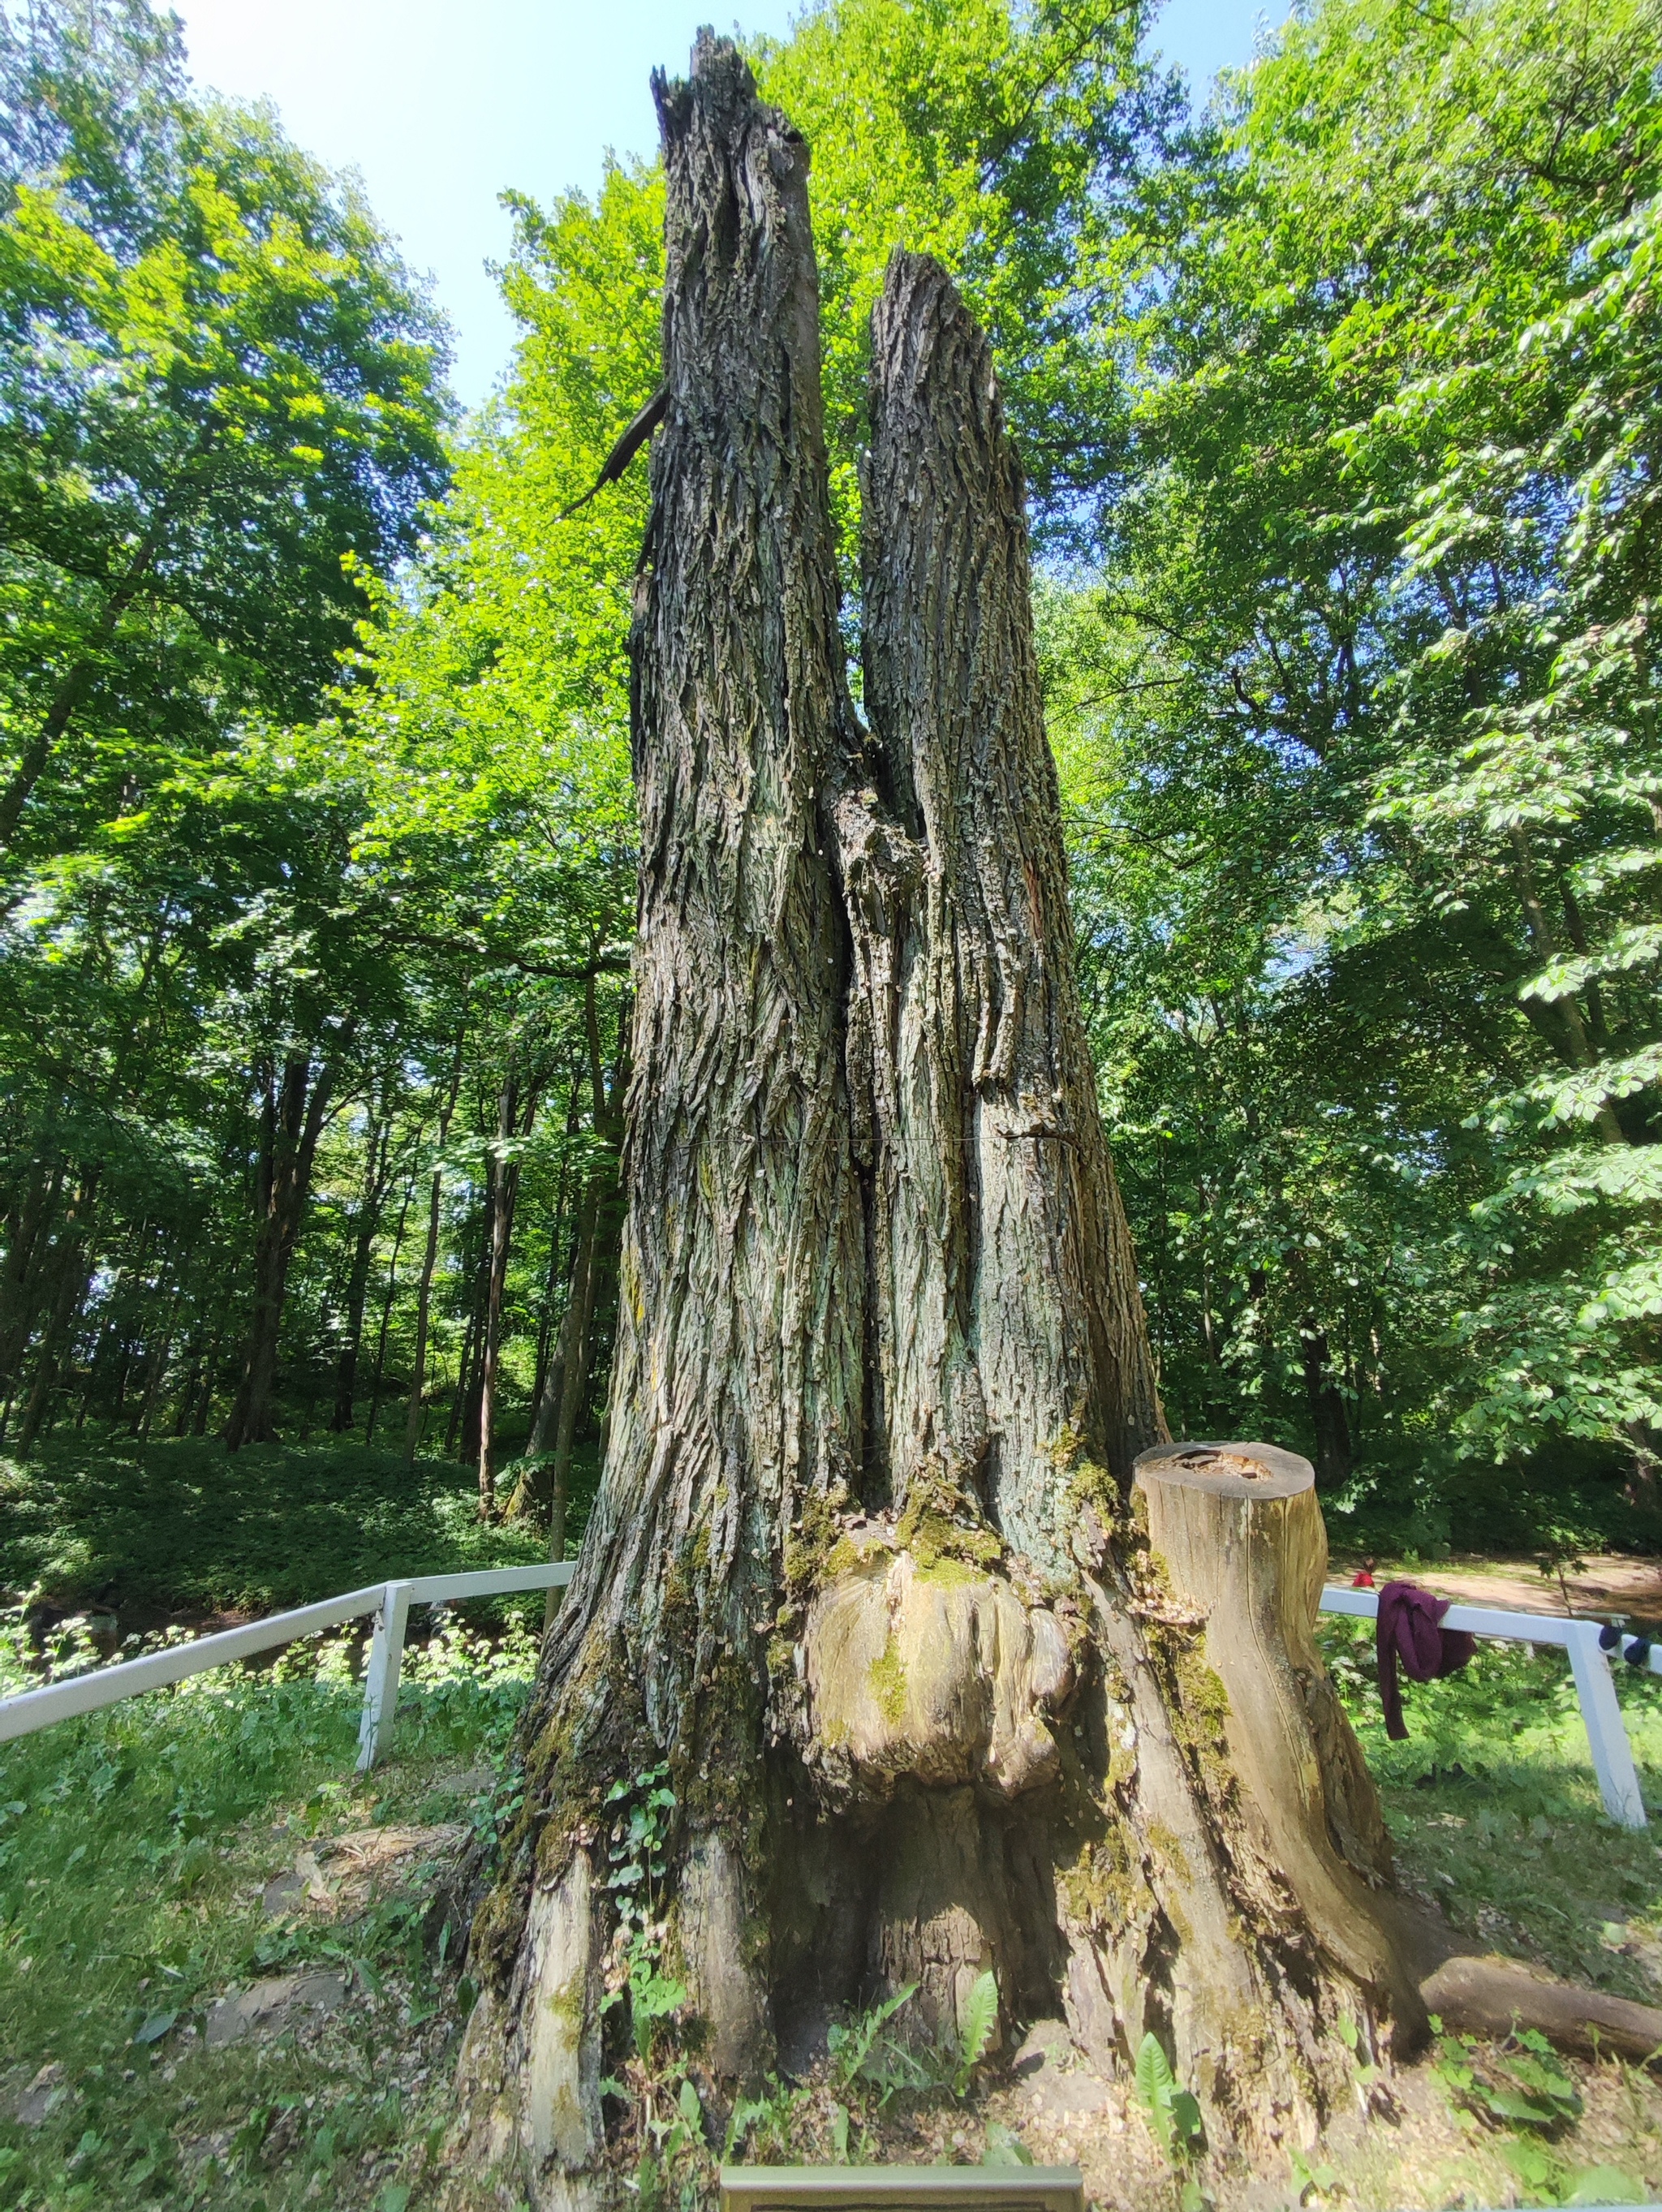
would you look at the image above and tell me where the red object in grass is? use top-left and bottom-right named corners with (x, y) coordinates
top-left (1351, 1570), bottom-right (1375, 1588)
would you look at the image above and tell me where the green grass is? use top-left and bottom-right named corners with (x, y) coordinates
top-left (0, 1433), bottom-right (601, 1620)
top-left (1321, 1617), bottom-right (1662, 1999)
top-left (6, 1547), bottom-right (1662, 2208)
top-left (0, 1621), bottom-right (535, 2209)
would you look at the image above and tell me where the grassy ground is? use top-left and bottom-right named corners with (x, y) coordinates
top-left (3, 1619), bottom-right (1662, 2203)
top-left (0, 1434), bottom-right (601, 1625)
top-left (5, 1550), bottom-right (1662, 2207)
top-left (0, 1620), bottom-right (532, 2210)
top-left (1321, 1618), bottom-right (1662, 2004)
top-left (0, 1431), bottom-right (593, 2206)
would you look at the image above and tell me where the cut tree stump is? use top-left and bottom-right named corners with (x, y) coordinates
top-left (1132, 1441), bottom-right (1423, 2026)
top-left (1137, 1442), bottom-right (1662, 2070)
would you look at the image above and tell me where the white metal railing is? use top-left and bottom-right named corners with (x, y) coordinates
top-left (1320, 1586), bottom-right (1657, 1829)
top-left (0, 1562), bottom-right (575, 1773)
top-left (0, 1568), bottom-right (1650, 1821)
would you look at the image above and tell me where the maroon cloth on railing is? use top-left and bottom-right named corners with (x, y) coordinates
top-left (1376, 1579), bottom-right (1478, 1741)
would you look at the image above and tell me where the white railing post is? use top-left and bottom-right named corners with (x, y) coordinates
top-left (1566, 1620), bottom-right (1647, 1829)
top-left (1319, 1587), bottom-right (1651, 1831)
top-left (356, 1579), bottom-right (414, 1773)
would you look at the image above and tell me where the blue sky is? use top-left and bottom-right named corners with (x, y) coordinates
top-left (172, 0), bottom-right (1276, 407)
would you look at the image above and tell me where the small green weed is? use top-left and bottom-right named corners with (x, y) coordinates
top-left (827, 1971), bottom-right (1001, 2107)
top-left (598, 1761), bottom-right (683, 2062)
top-left (596, 1762), bottom-right (709, 2210)
top-left (725, 2074), bottom-right (812, 2164)
top-left (1135, 2030), bottom-right (1203, 2163)
top-left (982, 2118), bottom-right (1036, 2167)
top-left (952, 1969), bottom-right (1001, 2097)
top-left (1289, 2146), bottom-right (1341, 2206)
top-left (825, 1982), bottom-right (919, 2107)
top-left (724, 1976), bottom-right (1004, 2171)
top-left (1429, 2018), bottom-right (1643, 2206)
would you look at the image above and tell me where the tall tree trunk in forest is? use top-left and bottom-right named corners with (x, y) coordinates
top-left (406, 1024), bottom-right (467, 1465)
top-left (225, 1048), bottom-right (345, 1452)
top-left (333, 1101), bottom-right (391, 1433)
top-left (521, 979), bottom-right (626, 1539)
top-left (1298, 1310), bottom-right (1354, 1487)
top-left (0, 1158), bottom-right (64, 1409)
top-left (528, 1085), bottom-right (581, 1426)
top-left (448, 1293), bottom-right (479, 1461)
top-left (523, 1186), bottom-right (591, 1464)
top-left (364, 1168), bottom-right (416, 1444)
top-left (14, 1168), bottom-right (101, 1456)
top-left (134, 1276), bottom-right (180, 1440)
top-left (476, 1079), bottom-right (515, 1517)
top-left (170, 1325), bottom-right (205, 1437)
top-left (477, 1060), bottom-right (543, 1517)
top-left (190, 1302), bottom-right (227, 1435)
top-left (456, 41), bottom-right (1424, 2201)
top-left (540, 1175), bottom-right (602, 1603)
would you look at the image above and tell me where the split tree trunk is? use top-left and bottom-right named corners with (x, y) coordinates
top-left (458, 39), bottom-right (1423, 2204)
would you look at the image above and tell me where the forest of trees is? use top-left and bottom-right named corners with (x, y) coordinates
top-left (0, 0), bottom-right (1656, 1559)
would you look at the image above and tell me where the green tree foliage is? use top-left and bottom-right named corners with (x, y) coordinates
top-left (1057, 0), bottom-right (1662, 1529)
top-left (2, 0), bottom-right (1657, 1566)
top-left (0, 0), bottom-right (450, 859)
top-left (0, 0), bottom-right (462, 1460)
top-left (0, 0), bottom-right (644, 1504)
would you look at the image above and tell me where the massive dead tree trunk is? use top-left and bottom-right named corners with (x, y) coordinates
top-left (455, 39), bottom-right (1423, 2206)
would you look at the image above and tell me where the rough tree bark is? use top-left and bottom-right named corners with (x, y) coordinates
top-left (453, 40), bottom-right (1425, 2205)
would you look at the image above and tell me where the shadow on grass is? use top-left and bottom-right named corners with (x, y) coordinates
top-left (0, 1432), bottom-right (599, 1619)
top-left (1321, 1617), bottom-right (1662, 2002)
top-left (0, 1628), bottom-right (533, 2210)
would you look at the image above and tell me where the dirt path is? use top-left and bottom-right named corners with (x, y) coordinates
top-left (1333, 1551), bottom-right (1662, 1620)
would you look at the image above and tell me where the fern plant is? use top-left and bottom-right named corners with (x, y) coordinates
top-left (1135, 2032), bottom-right (1206, 2208)
top-left (952, 1970), bottom-right (1001, 2097)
